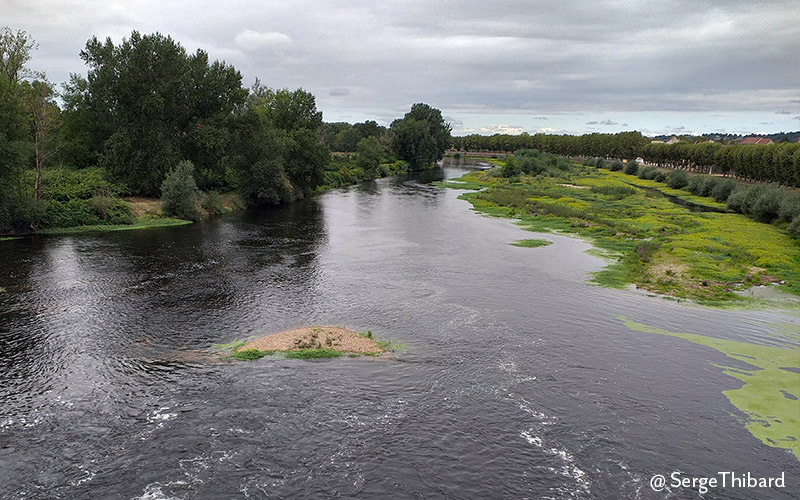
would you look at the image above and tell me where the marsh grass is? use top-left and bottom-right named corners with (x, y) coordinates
top-left (449, 166), bottom-right (800, 304)
top-left (511, 239), bottom-right (552, 248)
top-left (231, 349), bottom-right (274, 361)
top-left (38, 216), bottom-right (192, 235)
top-left (284, 348), bottom-right (343, 359)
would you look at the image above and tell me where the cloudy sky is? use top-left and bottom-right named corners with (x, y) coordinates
top-left (3, 0), bottom-right (798, 136)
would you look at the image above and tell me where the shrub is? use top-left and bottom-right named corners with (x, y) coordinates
top-left (726, 186), bottom-right (749, 213)
top-left (654, 171), bottom-right (668, 183)
top-left (0, 195), bottom-right (46, 234)
top-left (751, 188), bottom-right (787, 223)
top-left (607, 160), bottom-right (622, 171)
top-left (711, 179), bottom-right (737, 202)
top-left (699, 177), bottom-right (720, 197)
top-left (623, 162), bottom-right (639, 175)
top-left (637, 166), bottom-right (658, 180)
top-left (667, 170), bottom-right (689, 189)
top-left (161, 160), bottom-right (200, 221)
top-left (686, 175), bottom-right (705, 195)
top-left (789, 215), bottom-right (800, 238)
top-left (200, 190), bottom-right (225, 215)
top-left (778, 193), bottom-right (800, 223)
top-left (727, 185), bottom-right (767, 215)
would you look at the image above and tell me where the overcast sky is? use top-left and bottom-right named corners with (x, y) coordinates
top-left (3, 0), bottom-right (798, 136)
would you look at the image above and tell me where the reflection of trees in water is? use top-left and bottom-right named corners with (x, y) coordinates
top-left (0, 240), bottom-right (55, 405)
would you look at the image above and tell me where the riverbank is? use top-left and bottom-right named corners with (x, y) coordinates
top-left (446, 164), bottom-right (800, 305)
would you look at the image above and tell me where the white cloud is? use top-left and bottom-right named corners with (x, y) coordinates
top-left (234, 29), bottom-right (291, 50)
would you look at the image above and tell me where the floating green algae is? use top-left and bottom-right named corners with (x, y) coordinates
top-left (617, 315), bottom-right (800, 461)
top-left (510, 238), bottom-right (552, 248)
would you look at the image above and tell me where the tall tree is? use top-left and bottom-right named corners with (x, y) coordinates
top-left (77, 31), bottom-right (246, 195)
top-left (390, 103), bottom-right (451, 170)
top-left (243, 84), bottom-right (328, 200)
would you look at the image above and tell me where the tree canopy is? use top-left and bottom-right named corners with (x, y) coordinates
top-left (390, 103), bottom-right (451, 170)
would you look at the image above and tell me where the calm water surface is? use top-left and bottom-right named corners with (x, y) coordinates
top-left (1, 165), bottom-right (798, 499)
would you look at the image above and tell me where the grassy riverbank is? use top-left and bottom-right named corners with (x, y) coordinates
top-left (446, 164), bottom-right (800, 305)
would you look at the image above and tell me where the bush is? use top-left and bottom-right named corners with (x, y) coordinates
top-left (200, 190), bottom-right (225, 215)
top-left (751, 188), bottom-right (787, 223)
top-left (726, 186), bottom-right (749, 213)
top-left (623, 162), bottom-right (639, 175)
top-left (654, 171), bottom-right (668, 183)
top-left (637, 166), bottom-right (658, 180)
top-left (667, 170), bottom-right (689, 189)
top-left (161, 160), bottom-right (200, 221)
top-left (699, 177), bottom-right (720, 197)
top-left (727, 185), bottom-right (767, 215)
top-left (778, 193), bottom-right (800, 223)
top-left (711, 179), bottom-right (737, 202)
top-left (789, 215), bottom-right (800, 238)
top-left (42, 167), bottom-right (126, 201)
top-left (686, 175), bottom-right (705, 195)
top-left (607, 160), bottom-right (622, 171)
top-left (0, 194), bottom-right (46, 234)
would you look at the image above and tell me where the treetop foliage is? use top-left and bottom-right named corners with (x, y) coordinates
top-left (390, 103), bottom-right (451, 170)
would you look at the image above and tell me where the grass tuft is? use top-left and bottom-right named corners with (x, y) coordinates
top-left (511, 238), bottom-right (552, 248)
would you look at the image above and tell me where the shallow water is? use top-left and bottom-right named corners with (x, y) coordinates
top-left (1, 166), bottom-right (798, 499)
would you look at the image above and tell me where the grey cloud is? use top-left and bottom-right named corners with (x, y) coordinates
top-left (585, 121), bottom-right (598, 124)
top-left (776, 110), bottom-right (792, 114)
top-left (329, 88), bottom-right (350, 97)
top-left (2, 0), bottom-right (797, 134)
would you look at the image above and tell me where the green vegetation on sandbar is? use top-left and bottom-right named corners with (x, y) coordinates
top-left (37, 216), bottom-right (192, 235)
top-left (284, 348), bottom-right (343, 359)
top-left (511, 238), bottom-right (552, 248)
top-left (618, 315), bottom-right (800, 461)
top-left (230, 348), bottom-right (275, 361)
top-left (448, 158), bottom-right (800, 305)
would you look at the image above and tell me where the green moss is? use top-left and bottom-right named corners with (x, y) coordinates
top-left (284, 348), bottom-right (343, 359)
top-left (618, 315), bottom-right (800, 461)
top-left (511, 238), bottom-right (552, 248)
top-left (0, 236), bottom-right (22, 241)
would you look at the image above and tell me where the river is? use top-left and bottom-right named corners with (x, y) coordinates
top-left (1, 165), bottom-right (798, 499)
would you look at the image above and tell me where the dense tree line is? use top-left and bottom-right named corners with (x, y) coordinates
top-left (0, 28), bottom-right (450, 234)
top-left (641, 141), bottom-right (800, 186)
top-left (453, 131), bottom-right (800, 187)
top-left (452, 131), bottom-right (647, 160)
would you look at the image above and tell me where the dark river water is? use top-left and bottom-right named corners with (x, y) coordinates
top-left (1, 165), bottom-right (798, 499)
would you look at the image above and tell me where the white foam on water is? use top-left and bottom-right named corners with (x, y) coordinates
top-left (134, 484), bottom-right (184, 500)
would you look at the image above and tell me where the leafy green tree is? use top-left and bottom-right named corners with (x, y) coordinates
top-left (0, 27), bottom-right (47, 233)
top-left (77, 31), bottom-right (246, 195)
top-left (161, 160), bottom-right (200, 220)
top-left (390, 103), bottom-right (451, 170)
top-left (356, 136), bottom-right (383, 178)
top-left (238, 84), bottom-right (327, 203)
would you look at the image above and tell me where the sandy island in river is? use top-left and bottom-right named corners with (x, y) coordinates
top-left (237, 326), bottom-right (384, 354)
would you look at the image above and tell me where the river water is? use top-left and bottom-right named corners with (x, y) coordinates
top-left (1, 165), bottom-right (798, 499)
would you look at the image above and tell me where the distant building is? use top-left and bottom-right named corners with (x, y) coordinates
top-left (740, 136), bottom-right (774, 145)
top-left (665, 136), bottom-right (680, 144)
